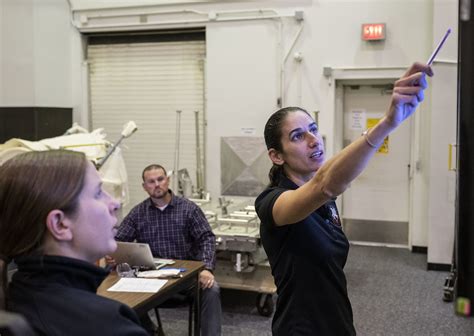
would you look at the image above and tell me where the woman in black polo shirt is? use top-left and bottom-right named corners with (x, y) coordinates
top-left (255, 62), bottom-right (433, 335)
top-left (0, 150), bottom-right (148, 336)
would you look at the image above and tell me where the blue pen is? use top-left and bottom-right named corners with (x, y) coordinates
top-left (161, 267), bottom-right (187, 272)
top-left (427, 28), bottom-right (451, 65)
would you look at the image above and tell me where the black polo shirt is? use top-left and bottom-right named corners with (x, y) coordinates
top-left (255, 175), bottom-right (356, 336)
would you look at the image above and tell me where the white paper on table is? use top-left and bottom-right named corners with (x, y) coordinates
top-left (107, 278), bottom-right (168, 293)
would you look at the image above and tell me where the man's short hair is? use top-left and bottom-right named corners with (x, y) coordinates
top-left (142, 164), bottom-right (167, 181)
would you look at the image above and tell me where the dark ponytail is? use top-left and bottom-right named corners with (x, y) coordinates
top-left (268, 164), bottom-right (284, 188)
top-left (264, 106), bottom-right (311, 187)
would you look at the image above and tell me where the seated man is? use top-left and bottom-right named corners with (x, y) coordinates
top-left (116, 164), bottom-right (222, 336)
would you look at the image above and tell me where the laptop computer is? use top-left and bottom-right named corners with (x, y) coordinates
top-left (111, 242), bottom-right (173, 270)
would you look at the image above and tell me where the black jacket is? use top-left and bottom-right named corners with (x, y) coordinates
top-left (7, 255), bottom-right (148, 336)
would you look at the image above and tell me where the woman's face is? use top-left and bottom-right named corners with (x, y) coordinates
top-left (68, 162), bottom-right (120, 263)
top-left (277, 110), bottom-right (325, 183)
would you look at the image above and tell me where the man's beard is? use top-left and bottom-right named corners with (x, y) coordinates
top-left (152, 189), bottom-right (166, 199)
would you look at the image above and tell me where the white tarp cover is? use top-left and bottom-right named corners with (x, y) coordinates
top-left (0, 126), bottom-right (130, 206)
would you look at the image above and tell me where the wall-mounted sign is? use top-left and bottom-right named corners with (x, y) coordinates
top-left (362, 23), bottom-right (386, 41)
top-left (240, 127), bottom-right (256, 135)
top-left (350, 109), bottom-right (366, 131)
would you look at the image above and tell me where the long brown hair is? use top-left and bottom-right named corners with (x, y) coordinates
top-left (264, 106), bottom-right (312, 187)
top-left (0, 150), bottom-right (88, 309)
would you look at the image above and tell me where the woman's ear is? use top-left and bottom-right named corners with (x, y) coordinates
top-left (268, 148), bottom-right (285, 166)
top-left (45, 210), bottom-right (73, 242)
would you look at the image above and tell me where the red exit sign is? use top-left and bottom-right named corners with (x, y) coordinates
top-left (362, 23), bottom-right (386, 41)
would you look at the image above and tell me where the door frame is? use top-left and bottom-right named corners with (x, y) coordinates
top-left (325, 66), bottom-right (418, 248)
top-left (339, 81), bottom-right (412, 246)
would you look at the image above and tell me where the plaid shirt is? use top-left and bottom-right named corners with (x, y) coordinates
top-left (116, 192), bottom-right (216, 270)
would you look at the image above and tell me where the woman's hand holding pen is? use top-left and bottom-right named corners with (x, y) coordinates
top-left (385, 62), bottom-right (434, 130)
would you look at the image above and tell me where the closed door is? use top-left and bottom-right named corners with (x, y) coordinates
top-left (341, 84), bottom-right (411, 245)
top-left (88, 34), bottom-right (205, 214)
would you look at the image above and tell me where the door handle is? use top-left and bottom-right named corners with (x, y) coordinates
top-left (448, 143), bottom-right (457, 171)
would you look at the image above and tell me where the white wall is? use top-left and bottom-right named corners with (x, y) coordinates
top-left (0, 0), bottom-right (35, 105)
top-left (0, 0), bottom-right (73, 107)
top-left (206, 20), bottom-right (279, 199)
top-left (33, 0), bottom-right (71, 107)
top-left (0, 0), bottom-right (460, 264)
top-left (427, 0), bottom-right (458, 264)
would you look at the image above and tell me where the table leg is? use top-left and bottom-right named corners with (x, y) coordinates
top-left (194, 274), bottom-right (201, 336)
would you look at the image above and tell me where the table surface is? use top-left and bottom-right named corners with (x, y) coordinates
top-left (97, 260), bottom-right (204, 315)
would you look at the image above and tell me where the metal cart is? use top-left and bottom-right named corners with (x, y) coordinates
top-left (207, 203), bottom-right (276, 316)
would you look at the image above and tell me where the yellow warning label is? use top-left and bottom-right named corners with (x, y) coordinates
top-left (367, 118), bottom-right (388, 154)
